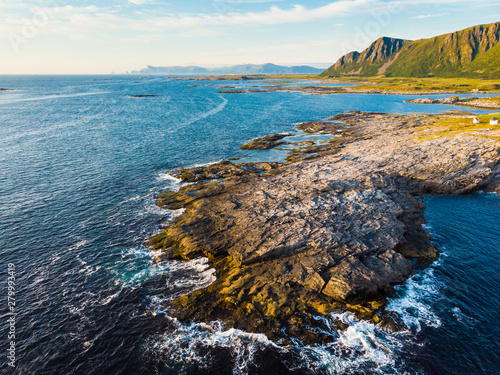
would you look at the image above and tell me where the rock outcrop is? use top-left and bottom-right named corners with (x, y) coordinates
top-left (148, 112), bottom-right (500, 342)
top-left (240, 134), bottom-right (293, 150)
top-left (406, 96), bottom-right (500, 110)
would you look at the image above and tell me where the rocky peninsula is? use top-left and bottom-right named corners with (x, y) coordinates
top-left (148, 112), bottom-right (500, 343)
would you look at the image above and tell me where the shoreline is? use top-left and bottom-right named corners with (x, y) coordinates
top-left (405, 96), bottom-right (500, 110)
top-left (178, 75), bottom-right (500, 96)
top-left (216, 85), bottom-right (499, 96)
top-left (147, 111), bottom-right (500, 343)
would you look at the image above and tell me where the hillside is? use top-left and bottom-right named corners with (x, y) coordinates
top-left (321, 22), bottom-right (500, 78)
top-left (132, 63), bottom-right (323, 75)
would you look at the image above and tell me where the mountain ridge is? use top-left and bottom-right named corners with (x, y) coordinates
top-left (131, 63), bottom-right (324, 75)
top-left (321, 22), bottom-right (500, 78)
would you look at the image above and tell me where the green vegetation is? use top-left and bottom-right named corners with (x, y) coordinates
top-left (327, 76), bottom-right (500, 94)
top-left (417, 114), bottom-right (500, 142)
top-left (457, 96), bottom-right (500, 109)
top-left (321, 22), bottom-right (500, 79)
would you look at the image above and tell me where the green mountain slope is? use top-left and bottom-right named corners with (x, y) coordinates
top-left (321, 22), bottom-right (500, 78)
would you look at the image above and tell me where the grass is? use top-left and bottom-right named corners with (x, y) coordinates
top-left (416, 114), bottom-right (500, 142)
top-left (321, 76), bottom-right (500, 94)
top-left (457, 96), bottom-right (500, 108)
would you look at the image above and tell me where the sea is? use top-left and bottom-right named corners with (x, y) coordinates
top-left (0, 75), bottom-right (498, 375)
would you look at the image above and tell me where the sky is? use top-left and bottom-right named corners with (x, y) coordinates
top-left (0, 0), bottom-right (499, 74)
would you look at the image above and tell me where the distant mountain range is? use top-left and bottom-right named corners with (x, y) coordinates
top-left (130, 63), bottom-right (324, 75)
top-left (320, 22), bottom-right (500, 78)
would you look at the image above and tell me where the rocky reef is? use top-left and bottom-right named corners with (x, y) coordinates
top-left (239, 134), bottom-right (293, 150)
top-left (168, 161), bottom-right (280, 183)
top-left (148, 112), bottom-right (500, 343)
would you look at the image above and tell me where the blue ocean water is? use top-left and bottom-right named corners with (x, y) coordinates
top-left (0, 75), bottom-right (498, 374)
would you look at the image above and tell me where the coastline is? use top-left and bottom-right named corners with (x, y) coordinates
top-left (147, 111), bottom-right (500, 343)
top-left (179, 75), bottom-right (500, 96)
top-left (405, 96), bottom-right (500, 110)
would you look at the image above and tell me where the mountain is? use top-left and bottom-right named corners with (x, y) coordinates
top-left (321, 22), bottom-right (500, 78)
top-left (131, 63), bottom-right (324, 75)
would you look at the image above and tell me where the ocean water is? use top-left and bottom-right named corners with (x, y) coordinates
top-left (0, 75), bottom-right (498, 374)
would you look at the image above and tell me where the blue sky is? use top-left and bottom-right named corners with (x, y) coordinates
top-left (0, 0), bottom-right (499, 73)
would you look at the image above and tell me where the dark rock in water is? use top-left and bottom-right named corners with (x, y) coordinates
top-left (217, 90), bottom-right (247, 94)
top-left (169, 161), bottom-right (280, 183)
top-left (129, 94), bottom-right (158, 98)
top-left (240, 134), bottom-right (293, 150)
top-left (148, 112), bottom-right (500, 341)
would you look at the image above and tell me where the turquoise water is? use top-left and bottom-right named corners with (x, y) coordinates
top-left (0, 75), bottom-right (498, 374)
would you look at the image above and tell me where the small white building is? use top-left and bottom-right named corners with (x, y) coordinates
top-left (473, 117), bottom-right (480, 124)
top-left (490, 117), bottom-right (498, 125)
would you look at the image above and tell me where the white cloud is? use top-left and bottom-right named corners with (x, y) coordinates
top-left (181, 28), bottom-right (225, 38)
top-left (128, 0), bottom-right (154, 4)
top-left (20, 0), bottom-right (376, 35)
top-left (213, 0), bottom-right (285, 2)
top-left (410, 13), bottom-right (449, 19)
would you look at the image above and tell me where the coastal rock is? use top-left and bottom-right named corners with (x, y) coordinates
top-left (169, 161), bottom-right (280, 182)
top-left (406, 96), bottom-right (500, 110)
top-left (322, 250), bottom-right (413, 303)
top-left (240, 134), bottom-right (293, 150)
top-left (149, 112), bottom-right (500, 341)
top-left (407, 98), bottom-right (439, 104)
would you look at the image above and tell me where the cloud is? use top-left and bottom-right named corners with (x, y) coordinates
top-left (410, 13), bottom-right (448, 19)
top-left (23, 0), bottom-right (375, 35)
top-left (213, 0), bottom-right (284, 2)
top-left (127, 0), bottom-right (376, 31)
top-left (128, 0), bottom-right (155, 4)
top-left (181, 28), bottom-right (225, 38)
top-left (6, 0), bottom-right (496, 43)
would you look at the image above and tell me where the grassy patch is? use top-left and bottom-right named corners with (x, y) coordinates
top-left (417, 114), bottom-right (500, 142)
top-left (322, 77), bottom-right (500, 94)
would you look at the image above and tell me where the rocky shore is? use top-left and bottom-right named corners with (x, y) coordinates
top-left (239, 133), bottom-right (293, 150)
top-left (406, 96), bottom-right (500, 110)
top-left (214, 84), bottom-right (494, 96)
top-left (148, 112), bottom-right (500, 343)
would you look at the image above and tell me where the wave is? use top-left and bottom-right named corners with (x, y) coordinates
top-left (143, 263), bottom-right (445, 375)
top-left (144, 318), bottom-right (280, 375)
top-left (177, 97), bottom-right (228, 129)
top-left (144, 310), bottom-right (413, 375)
top-left (0, 91), bottom-right (109, 104)
top-left (142, 226), bottom-right (445, 374)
